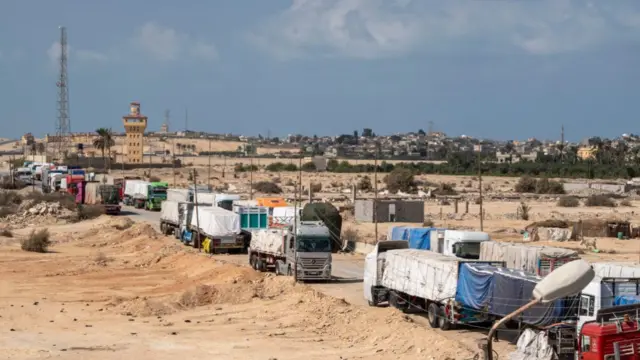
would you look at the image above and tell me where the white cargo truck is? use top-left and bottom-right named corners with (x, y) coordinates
top-left (189, 206), bottom-right (245, 253)
top-left (364, 244), bottom-right (504, 330)
top-left (159, 200), bottom-right (182, 236)
top-left (248, 220), bottom-right (332, 281)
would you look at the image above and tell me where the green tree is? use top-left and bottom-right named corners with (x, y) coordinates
top-left (93, 128), bottom-right (115, 171)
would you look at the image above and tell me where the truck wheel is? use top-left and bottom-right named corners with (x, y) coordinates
top-left (287, 266), bottom-right (292, 276)
top-left (438, 306), bottom-right (452, 331)
top-left (275, 264), bottom-right (281, 276)
top-left (368, 288), bottom-right (379, 307)
top-left (427, 303), bottom-right (440, 328)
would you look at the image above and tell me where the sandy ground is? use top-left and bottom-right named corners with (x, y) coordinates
top-left (0, 216), bottom-right (488, 360)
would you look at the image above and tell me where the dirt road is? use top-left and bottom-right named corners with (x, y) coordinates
top-left (0, 216), bottom-right (485, 359)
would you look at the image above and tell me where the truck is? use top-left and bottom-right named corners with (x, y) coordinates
top-left (389, 227), bottom-right (490, 260)
top-left (123, 180), bottom-right (167, 210)
top-left (248, 220), bottom-right (332, 281)
top-left (61, 174), bottom-right (85, 195)
top-left (187, 206), bottom-right (247, 253)
top-left (78, 182), bottom-right (121, 214)
top-left (15, 167), bottom-right (33, 185)
top-left (194, 192), bottom-right (240, 210)
top-left (159, 199), bottom-right (189, 237)
top-left (41, 167), bottom-right (65, 193)
top-left (479, 241), bottom-right (580, 276)
top-left (233, 204), bottom-right (269, 231)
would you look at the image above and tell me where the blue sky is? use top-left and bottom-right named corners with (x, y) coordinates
top-left (1, 0), bottom-right (640, 141)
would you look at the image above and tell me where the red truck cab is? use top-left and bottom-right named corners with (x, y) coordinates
top-left (65, 175), bottom-right (85, 196)
top-left (579, 317), bottom-right (640, 359)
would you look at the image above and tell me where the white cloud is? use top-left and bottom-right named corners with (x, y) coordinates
top-left (46, 42), bottom-right (108, 64)
top-left (130, 22), bottom-right (218, 62)
top-left (251, 0), bottom-right (640, 59)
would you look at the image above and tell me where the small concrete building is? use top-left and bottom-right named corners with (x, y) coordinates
top-left (355, 199), bottom-right (424, 223)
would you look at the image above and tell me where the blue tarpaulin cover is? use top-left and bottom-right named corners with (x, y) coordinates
top-left (614, 295), bottom-right (640, 306)
top-left (455, 263), bottom-right (494, 310)
top-left (455, 263), bottom-right (572, 327)
top-left (405, 227), bottom-right (445, 250)
top-left (388, 226), bottom-right (409, 241)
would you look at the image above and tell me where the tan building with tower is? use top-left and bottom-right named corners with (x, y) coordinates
top-left (122, 102), bottom-right (148, 163)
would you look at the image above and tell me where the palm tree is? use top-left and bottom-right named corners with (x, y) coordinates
top-left (93, 128), bottom-right (115, 172)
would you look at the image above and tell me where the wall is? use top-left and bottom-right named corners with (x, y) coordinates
top-left (563, 182), bottom-right (629, 194)
top-left (354, 199), bottom-right (424, 223)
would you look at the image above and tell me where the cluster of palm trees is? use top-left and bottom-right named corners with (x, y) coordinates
top-left (92, 128), bottom-right (115, 171)
top-left (176, 143), bottom-right (196, 154)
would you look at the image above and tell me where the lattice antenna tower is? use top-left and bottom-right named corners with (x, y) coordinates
top-left (56, 26), bottom-right (71, 157)
top-left (164, 109), bottom-right (170, 129)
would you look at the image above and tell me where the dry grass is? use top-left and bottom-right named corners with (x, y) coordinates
top-left (21, 229), bottom-right (51, 253)
top-left (557, 196), bottom-right (580, 207)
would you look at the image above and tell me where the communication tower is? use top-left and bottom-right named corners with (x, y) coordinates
top-left (56, 26), bottom-right (71, 158)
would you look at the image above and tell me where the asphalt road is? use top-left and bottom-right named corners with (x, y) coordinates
top-left (120, 205), bottom-right (367, 305)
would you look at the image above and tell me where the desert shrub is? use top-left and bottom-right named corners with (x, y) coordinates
top-left (0, 229), bottom-right (13, 237)
top-left (342, 227), bottom-right (359, 243)
top-left (265, 162), bottom-right (298, 172)
top-left (0, 191), bottom-right (22, 206)
top-left (515, 176), bottom-right (564, 194)
top-left (384, 168), bottom-right (416, 193)
top-left (21, 229), bottom-right (51, 253)
top-left (301, 162), bottom-right (316, 172)
top-left (585, 195), bottom-right (616, 207)
top-left (515, 176), bottom-right (537, 193)
top-left (253, 181), bottom-right (283, 194)
top-left (433, 183), bottom-right (457, 196)
top-left (557, 196), bottom-right (580, 207)
top-left (271, 177), bottom-right (281, 183)
top-left (357, 176), bottom-right (373, 192)
top-left (285, 179), bottom-right (294, 186)
top-left (423, 219), bottom-right (435, 227)
top-left (0, 207), bottom-right (16, 218)
top-left (517, 202), bottom-right (530, 220)
top-left (310, 182), bottom-right (322, 193)
top-left (76, 205), bottom-right (105, 221)
top-left (475, 197), bottom-right (482, 205)
top-left (148, 176), bottom-right (161, 182)
top-left (94, 252), bottom-right (110, 266)
top-left (535, 178), bottom-right (565, 194)
top-left (620, 199), bottom-right (633, 207)
top-left (0, 176), bottom-right (26, 190)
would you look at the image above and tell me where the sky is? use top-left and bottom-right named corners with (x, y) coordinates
top-left (1, 0), bottom-right (640, 141)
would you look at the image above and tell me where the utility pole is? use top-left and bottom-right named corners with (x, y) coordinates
top-left (560, 124), bottom-right (565, 162)
top-left (374, 145), bottom-right (379, 243)
top-left (172, 139), bottom-right (176, 186)
top-left (121, 140), bottom-right (125, 178)
top-left (184, 107), bottom-right (188, 133)
top-left (191, 169), bottom-right (201, 252)
top-left (207, 137), bottom-right (211, 189)
top-left (477, 154), bottom-right (484, 231)
top-left (298, 155), bottom-right (303, 206)
top-left (249, 157), bottom-right (253, 200)
top-left (222, 155), bottom-right (226, 178)
top-left (148, 141), bottom-right (152, 179)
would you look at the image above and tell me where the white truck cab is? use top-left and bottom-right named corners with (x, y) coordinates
top-left (432, 230), bottom-right (490, 259)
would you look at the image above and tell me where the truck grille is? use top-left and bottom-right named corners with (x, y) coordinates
top-left (300, 258), bottom-right (324, 270)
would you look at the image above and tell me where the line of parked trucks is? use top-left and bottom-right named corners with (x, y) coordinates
top-left (367, 225), bottom-right (640, 359)
top-left (158, 187), bottom-right (333, 282)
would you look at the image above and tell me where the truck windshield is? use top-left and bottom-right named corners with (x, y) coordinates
top-left (453, 242), bottom-right (481, 259)
top-left (217, 200), bottom-right (233, 211)
top-left (152, 188), bottom-right (167, 195)
top-left (297, 236), bottom-right (332, 252)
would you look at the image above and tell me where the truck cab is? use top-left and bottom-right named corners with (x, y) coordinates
top-left (146, 182), bottom-right (168, 211)
top-left (363, 240), bottom-right (410, 306)
top-left (440, 230), bottom-right (490, 259)
top-left (276, 220), bottom-right (333, 281)
top-left (578, 303), bottom-right (640, 360)
top-left (15, 167), bottom-right (33, 185)
top-left (578, 277), bottom-right (640, 334)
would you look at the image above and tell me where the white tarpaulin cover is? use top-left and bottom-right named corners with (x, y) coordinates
top-left (191, 206), bottom-right (240, 237)
top-left (272, 206), bottom-right (296, 225)
top-left (249, 228), bottom-right (287, 255)
top-left (160, 200), bottom-right (181, 223)
top-left (508, 329), bottom-right (554, 360)
top-left (533, 227), bottom-right (572, 242)
top-left (133, 181), bottom-right (149, 198)
top-left (124, 180), bottom-right (144, 197)
top-left (381, 249), bottom-right (461, 300)
top-left (167, 189), bottom-right (189, 202)
top-left (194, 192), bottom-right (216, 205)
top-left (592, 262), bottom-right (640, 278)
top-left (83, 182), bottom-right (102, 205)
top-left (480, 242), bottom-right (578, 274)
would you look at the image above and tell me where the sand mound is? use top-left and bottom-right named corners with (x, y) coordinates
top-left (122, 223), bottom-right (158, 240)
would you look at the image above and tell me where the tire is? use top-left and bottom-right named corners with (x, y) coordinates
top-left (275, 263), bottom-right (281, 276)
top-left (438, 305), bottom-right (452, 331)
top-left (286, 265), bottom-right (292, 276)
top-left (427, 303), bottom-right (440, 328)
top-left (368, 288), bottom-right (379, 307)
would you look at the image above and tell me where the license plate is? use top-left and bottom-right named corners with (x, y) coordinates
top-left (307, 272), bottom-right (319, 275)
